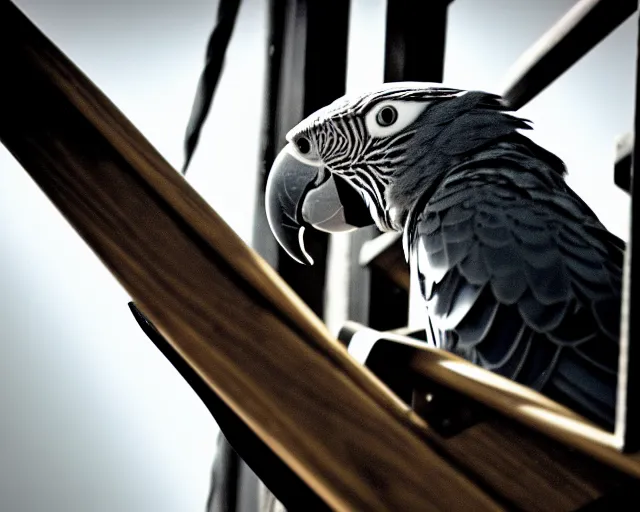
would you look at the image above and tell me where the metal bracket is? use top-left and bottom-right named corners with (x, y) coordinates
top-left (411, 382), bottom-right (486, 438)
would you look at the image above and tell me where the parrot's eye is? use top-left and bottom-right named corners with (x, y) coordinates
top-left (365, 100), bottom-right (427, 138)
top-left (376, 106), bottom-right (398, 127)
top-left (295, 136), bottom-right (312, 155)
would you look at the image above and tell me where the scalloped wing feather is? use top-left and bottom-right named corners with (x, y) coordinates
top-left (413, 162), bottom-right (623, 429)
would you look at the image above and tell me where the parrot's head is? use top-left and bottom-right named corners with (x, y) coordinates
top-left (266, 82), bottom-right (530, 264)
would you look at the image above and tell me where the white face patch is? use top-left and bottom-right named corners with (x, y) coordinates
top-left (364, 100), bottom-right (430, 138)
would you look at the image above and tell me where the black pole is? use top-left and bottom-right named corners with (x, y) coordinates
top-left (618, 11), bottom-right (640, 452)
top-left (252, 0), bottom-right (351, 319)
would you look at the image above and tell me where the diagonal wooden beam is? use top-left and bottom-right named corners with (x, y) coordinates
top-left (0, 1), bottom-right (500, 510)
top-left (128, 302), bottom-right (328, 511)
top-left (501, 0), bottom-right (637, 109)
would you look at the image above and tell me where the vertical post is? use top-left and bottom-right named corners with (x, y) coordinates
top-left (384, 0), bottom-right (449, 82)
top-left (252, 0), bottom-right (351, 319)
top-left (220, 1), bottom-right (351, 507)
top-left (617, 13), bottom-right (640, 452)
top-left (252, 0), bottom-right (305, 269)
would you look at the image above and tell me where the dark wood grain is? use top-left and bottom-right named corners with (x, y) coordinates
top-left (344, 326), bottom-right (640, 476)
top-left (441, 419), bottom-right (630, 511)
top-left (342, 323), bottom-right (640, 510)
top-left (409, 347), bottom-right (640, 475)
top-left (0, 2), bottom-right (502, 510)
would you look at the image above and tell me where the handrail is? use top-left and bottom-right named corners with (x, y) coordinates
top-left (0, 2), bottom-right (501, 510)
top-left (343, 323), bottom-right (640, 479)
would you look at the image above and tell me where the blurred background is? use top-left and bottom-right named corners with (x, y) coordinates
top-left (0, 0), bottom-right (636, 510)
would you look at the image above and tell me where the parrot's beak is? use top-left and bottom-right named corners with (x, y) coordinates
top-left (265, 143), bottom-right (373, 264)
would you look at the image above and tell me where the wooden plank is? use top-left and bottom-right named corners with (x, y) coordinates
top-left (242, 0), bottom-right (351, 506)
top-left (501, 0), bottom-right (637, 109)
top-left (0, 2), bottom-right (501, 510)
top-left (440, 419), bottom-right (630, 512)
top-left (410, 348), bottom-right (636, 469)
top-left (341, 323), bottom-right (640, 510)
top-left (341, 323), bottom-right (640, 475)
top-left (129, 303), bottom-right (328, 511)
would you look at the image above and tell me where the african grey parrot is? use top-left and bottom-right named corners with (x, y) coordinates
top-left (265, 82), bottom-right (623, 429)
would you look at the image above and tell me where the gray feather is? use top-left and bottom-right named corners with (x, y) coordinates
top-left (411, 149), bottom-right (623, 429)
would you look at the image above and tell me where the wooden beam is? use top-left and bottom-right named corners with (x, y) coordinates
top-left (239, 0), bottom-right (347, 504)
top-left (128, 303), bottom-right (327, 511)
top-left (0, 2), bottom-right (500, 510)
top-left (501, 0), bottom-right (637, 109)
top-left (340, 323), bottom-right (640, 510)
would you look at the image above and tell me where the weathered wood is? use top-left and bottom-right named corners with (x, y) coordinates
top-left (129, 303), bottom-right (328, 511)
top-left (501, 0), bottom-right (637, 109)
top-left (341, 323), bottom-right (640, 511)
top-left (0, 2), bottom-right (502, 510)
top-left (342, 324), bottom-right (640, 474)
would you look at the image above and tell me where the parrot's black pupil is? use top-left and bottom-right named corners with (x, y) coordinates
top-left (296, 137), bottom-right (311, 154)
top-left (376, 106), bottom-right (398, 126)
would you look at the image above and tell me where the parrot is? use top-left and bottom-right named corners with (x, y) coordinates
top-left (265, 82), bottom-right (624, 430)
